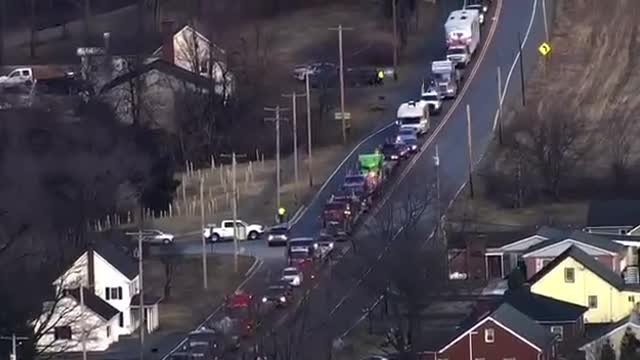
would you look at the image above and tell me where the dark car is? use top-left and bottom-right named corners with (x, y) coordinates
top-left (267, 224), bottom-right (289, 247)
top-left (380, 143), bottom-right (410, 161)
top-left (260, 284), bottom-right (294, 308)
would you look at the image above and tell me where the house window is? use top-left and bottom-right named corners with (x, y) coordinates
top-left (550, 326), bottom-right (564, 341)
top-left (564, 267), bottom-right (575, 283)
top-left (106, 326), bottom-right (111, 337)
top-left (54, 326), bottom-right (72, 340)
top-left (588, 295), bottom-right (598, 308)
top-left (119, 312), bottom-right (124, 327)
top-left (105, 287), bottom-right (123, 300)
top-left (484, 328), bottom-right (495, 343)
top-left (630, 296), bottom-right (636, 303)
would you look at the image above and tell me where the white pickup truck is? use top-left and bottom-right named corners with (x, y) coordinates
top-left (202, 220), bottom-right (265, 242)
top-left (0, 66), bottom-right (71, 88)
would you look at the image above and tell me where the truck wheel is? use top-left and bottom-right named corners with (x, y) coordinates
top-left (248, 231), bottom-right (259, 240)
top-left (210, 233), bottom-right (220, 242)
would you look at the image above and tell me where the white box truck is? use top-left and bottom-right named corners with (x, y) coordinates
top-left (396, 100), bottom-right (431, 136)
top-left (445, 9), bottom-right (481, 68)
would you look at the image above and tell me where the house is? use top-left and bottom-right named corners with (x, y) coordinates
top-left (580, 311), bottom-right (640, 360)
top-left (419, 302), bottom-right (558, 360)
top-left (521, 230), bottom-right (627, 278)
top-left (529, 246), bottom-right (640, 324)
top-left (100, 58), bottom-right (217, 130)
top-left (504, 287), bottom-right (588, 352)
top-left (34, 236), bottom-right (161, 353)
top-left (35, 287), bottom-right (120, 352)
top-left (585, 200), bottom-right (640, 235)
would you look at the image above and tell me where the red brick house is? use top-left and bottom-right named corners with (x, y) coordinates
top-left (419, 303), bottom-right (558, 360)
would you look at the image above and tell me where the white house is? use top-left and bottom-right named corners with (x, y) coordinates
top-left (34, 237), bottom-right (160, 353)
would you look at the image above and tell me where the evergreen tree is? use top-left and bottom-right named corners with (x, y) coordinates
top-left (599, 338), bottom-right (615, 360)
top-left (620, 327), bottom-right (640, 360)
top-left (507, 268), bottom-right (525, 290)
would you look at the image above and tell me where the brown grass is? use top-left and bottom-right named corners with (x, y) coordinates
top-left (144, 254), bottom-right (253, 330)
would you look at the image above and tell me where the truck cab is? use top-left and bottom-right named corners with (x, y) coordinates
top-left (420, 85), bottom-right (444, 115)
top-left (0, 68), bottom-right (34, 88)
top-left (430, 60), bottom-right (461, 99)
top-left (396, 100), bottom-right (431, 135)
top-left (447, 46), bottom-right (471, 67)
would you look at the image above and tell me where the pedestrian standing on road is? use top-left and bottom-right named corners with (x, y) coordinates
top-left (376, 69), bottom-right (385, 86)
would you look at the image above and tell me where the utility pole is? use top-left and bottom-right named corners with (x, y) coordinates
top-left (264, 106), bottom-right (289, 210)
top-left (517, 32), bottom-right (526, 107)
top-left (200, 177), bottom-right (208, 289)
top-left (391, 0), bottom-right (398, 81)
top-left (0, 334), bottom-right (28, 360)
top-left (466, 105), bottom-right (474, 199)
top-left (433, 145), bottom-right (441, 241)
top-left (220, 153), bottom-right (247, 272)
top-left (80, 286), bottom-right (87, 360)
top-left (305, 71), bottom-right (314, 187)
top-left (0, 0), bottom-right (5, 65)
top-left (329, 25), bottom-right (353, 144)
top-left (497, 66), bottom-right (504, 145)
top-left (282, 92), bottom-right (305, 199)
top-left (137, 205), bottom-right (145, 359)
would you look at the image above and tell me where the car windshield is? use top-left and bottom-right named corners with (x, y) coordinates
top-left (324, 203), bottom-right (346, 211)
top-left (267, 286), bottom-right (285, 294)
top-left (381, 144), bottom-right (397, 153)
top-left (402, 138), bottom-right (418, 145)
top-left (422, 94), bottom-right (439, 101)
top-left (270, 227), bottom-right (288, 235)
top-left (290, 239), bottom-right (314, 247)
top-left (344, 176), bottom-right (365, 185)
top-left (399, 117), bottom-right (421, 125)
top-left (448, 48), bottom-right (467, 55)
top-left (399, 129), bottom-right (416, 136)
top-left (283, 269), bottom-right (298, 276)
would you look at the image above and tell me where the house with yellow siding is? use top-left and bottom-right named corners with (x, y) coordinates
top-left (528, 246), bottom-right (640, 324)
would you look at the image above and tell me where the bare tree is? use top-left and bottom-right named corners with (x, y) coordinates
top-left (600, 104), bottom-right (636, 192)
top-left (158, 247), bottom-right (178, 299)
top-left (505, 102), bottom-right (589, 199)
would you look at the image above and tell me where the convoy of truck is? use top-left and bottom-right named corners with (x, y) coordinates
top-left (175, 1), bottom-right (493, 358)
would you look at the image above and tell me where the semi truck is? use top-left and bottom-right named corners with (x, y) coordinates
top-left (430, 60), bottom-right (462, 99)
top-left (445, 9), bottom-right (481, 68)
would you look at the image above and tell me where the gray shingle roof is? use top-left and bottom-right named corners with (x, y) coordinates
top-left (536, 226), bottom-right (568, 241)
top-left (67, 287), bottom-right (120, 321)
top-left (94, 239), bottom-right (138, 280)
top-left (504, 288), bottom-right (587, 322)
top-left (587, 200), bottom-right (640, 227)
top-left (490, 302), bottom-right (557, 350)
top-left (524, 229), bottom-right (625, 255)
top-left (528, 246), bottom-right (626, 290)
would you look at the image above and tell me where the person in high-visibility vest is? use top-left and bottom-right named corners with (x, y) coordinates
top-left (277, 207), bottom-right (287, 223)
top-left (376, 69), bottom-right (385, 85)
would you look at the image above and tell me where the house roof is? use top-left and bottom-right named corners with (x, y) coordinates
top-left (587, 200), bottom-right (640, 227)
top-left (490, 302), bottom-right (557, 350)
top-left (67, 287), bottom-right (120, 321)
top-left (498, 226), bottom-right (569, 252)
top-left (150, 24), bottom-right (226, 59)
top-left (447, 229), bottom-right (537, 250)
top-left (527, 246), bottom-right (627, 290)
top-left (437, 302), bottom-right (555, 353)
top-left (130, 293), bottom-right (163, 306)
top-left (522, 230), bottom-right (625, 256)
top-left (504, 288), bottom-right (588, 322)
top-left (93, 238), bottom-right (138, 280)
top-left (100, 59), bottom-right (214, 94)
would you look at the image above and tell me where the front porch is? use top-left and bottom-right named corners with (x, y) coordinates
top-left (130, 294), bottom-right (162, 334)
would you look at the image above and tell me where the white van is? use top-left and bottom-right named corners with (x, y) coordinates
top-left (396, 101), bottom-right (430, 136)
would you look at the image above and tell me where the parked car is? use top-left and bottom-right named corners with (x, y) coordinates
top-left (203, 220), bottom-right (265, 242)
top-left (267, 224), bottom-right (290, 247)
top-left (131, 229), bottom-right (175, 245)
top-left (293, 62), bottom-right (336, 81)
top-left (280, 267), bottom-right (304, 287)
top-left (261, 284), bottom-right (294, 308)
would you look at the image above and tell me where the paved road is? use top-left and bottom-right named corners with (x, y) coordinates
top-left (148, 0), bottom-right (550, 357)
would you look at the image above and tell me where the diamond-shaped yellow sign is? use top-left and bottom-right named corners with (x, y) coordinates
top-left (538, 42), bottom-right (552, 56)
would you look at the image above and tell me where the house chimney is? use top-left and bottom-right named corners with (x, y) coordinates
top-left (86, 244), bottom-right (96, 293)
top-left (161, 20), bottom-right (175, 64)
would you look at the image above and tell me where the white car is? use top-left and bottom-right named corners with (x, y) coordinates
top-left (139, 229), bottom-right (175, 245)
top-left (281, 267), bottom-right (304, 287)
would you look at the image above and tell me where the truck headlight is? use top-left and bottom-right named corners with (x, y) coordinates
top-left (268, 235), bottom-right (274, 240)
top-left (262, 297), bottom-right (268, 303)
top-left (280, 296), bottom-right (286, 303)
top-left (483, 5), bottom-right (488, 12)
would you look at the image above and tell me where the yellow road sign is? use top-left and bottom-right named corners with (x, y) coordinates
top-left (538, 42), bottom-right (552, 56)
